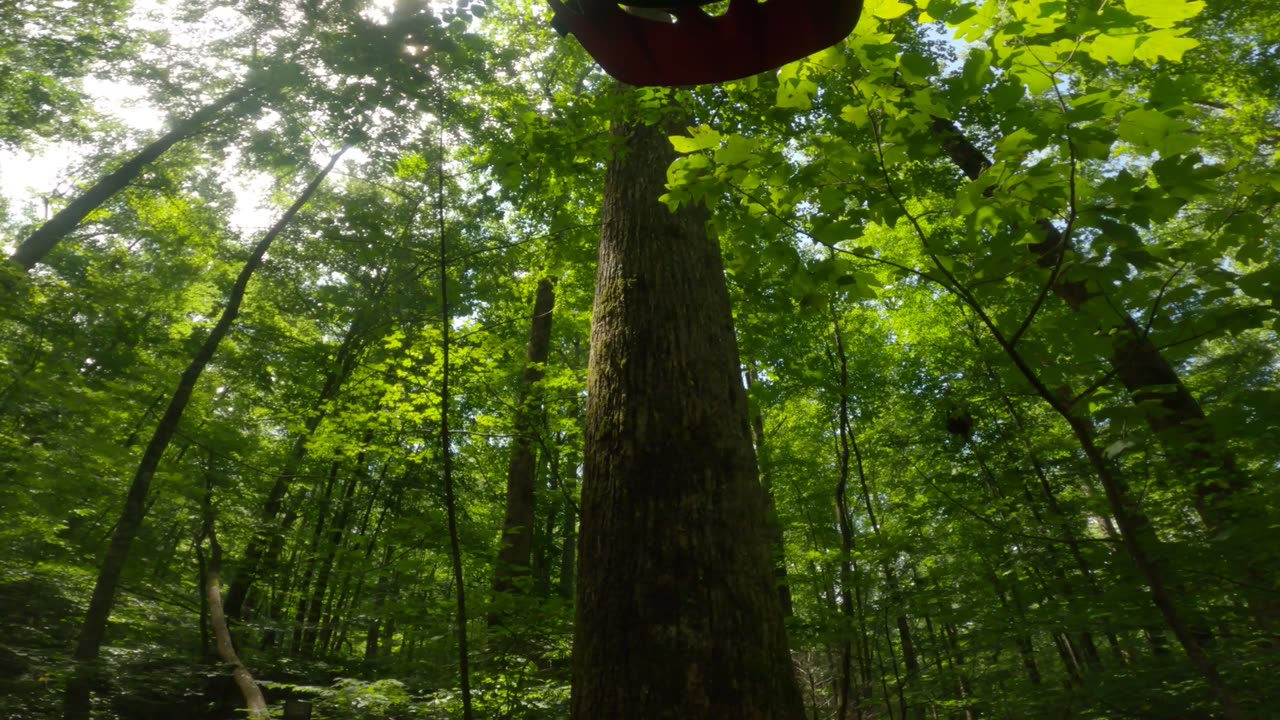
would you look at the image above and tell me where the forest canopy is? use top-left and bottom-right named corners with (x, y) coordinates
top-left (1, 0), bottom-right (1277, 718)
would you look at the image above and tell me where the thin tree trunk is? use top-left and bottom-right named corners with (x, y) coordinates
top-left (381, 569), bottom-right (400, 659)
top-left (747, 365), bottom-right (795, 616)
top-left (260, 542), bottom-right (299, 650)
top-left (880, 605), bottom-right (907, 720)
top-left (1002, 575), bottom-right (1042, 686)
top-left (366, 546), bottom-right (396, 661)
top-left (302, 443), bottom-right (366, 655)
top-left (941, 621), bottom-right (977, 720)
top-left (291, 462), bottom-right (338, 654)
top-left (990, 371), bottom-right (1123, 664)
top-left (570, 97), bottom-right (804, 720)
top-left (550, 443), bottom-right (576, 599)
top-left (201, 465), bottom-right (269, 719)
top-left (888, 114), bottom-right (1250, 713)
top-left (491, 277), bottom-right (556, 611)
top-left (532, 494), bottom-right (556, 596)
top-left (197, 541), bottom-right (211, 660)
top-left (62, 149), bottom-right (343, 720)
top-left (832, 314), bottom-right (923, 720)
top-left (435, 138), bottom-right (473, 720)
top-left (1068, 416), bottom-right (1243, 718)
top-left (224, 316), bottom-right (366, 621)
top-left (319, 567), bottom-right (352, 656)
top-left (323, 465), bottom-right (387, 655)
top-left (1051, 631), bottom-right (1085, 687)
top-left (830, 309), bottom-right (860, 720)
top-left (10, 86), bottom-right (253, 270)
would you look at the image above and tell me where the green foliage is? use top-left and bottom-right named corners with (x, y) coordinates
top-left (0, 0), bottom-right (134, 146)
top-left (1, 0), bottom-right (1277, 717)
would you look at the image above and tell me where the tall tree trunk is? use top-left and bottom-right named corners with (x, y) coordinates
top-left (832, 315), bottom-right (922, 720)
top-left (366, 545), bottom-right (396, 661)
top-left (746, 365), bottom-right (795, 616)
top-left (570, 98), bottom-right (804, 720)
top-left (323, 464), bottom-right (387, 655)
top-left (532, 496), bottom-right (556, 596)
top-left (557, 504), bottom-right (576, 600)
top-left (10, 86), bottom-right (253, 271)
top-left (491, 277), bottom-right (556, 610)
top-left (435, 139), bottom-right (474, 720)
top-left (984, 347), bottom-right (1124, 664)
top-left (830, 311), bottom-right (861, 720)
top-left (62, 149), bottom-right (343, 720)
top-left (941, 620), bottom-right (977, 720)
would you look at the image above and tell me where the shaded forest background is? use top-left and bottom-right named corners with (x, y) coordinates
top-left (1, 0), bottom-right (1277, 718)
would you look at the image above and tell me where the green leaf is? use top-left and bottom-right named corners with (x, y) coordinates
top-left (775, 61), bottom-right (819, 109)
top-left (714, 135), bottom-right (757, 166)
top-left (1006, 48), bottom-right (1057, 95)
top-left (670, 136), bottom-right (701, 154)
top-left (1123, 0), bottom-right (1205, 29)
top-left (899, 52), bottom-right (937, 82)
top-left (1116, 108), bottom-right (1195, 155)
top-left (1134, 29), bottom-right (1200, 63)
top-left (669, 125), bottom-right (721, 154)
top-left (867, 0), bottom-right (912, 20)
top-left (1087, 32), bottom-right (1137, 65)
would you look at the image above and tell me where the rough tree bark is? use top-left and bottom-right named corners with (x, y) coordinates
top-left (491, 277), bottom-right (557, 611)
top-left (571, 98), bottom-right (805, 720)
top-left (62, 149), bottom-right (343, 720)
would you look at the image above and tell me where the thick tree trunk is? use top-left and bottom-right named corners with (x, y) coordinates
top-left (10, 87), bottom-right (252, 271)
top-left (491, 278), bottom-right (556, 607)
top-left (62, 150), bottom-right (342, 720)
top-left (571, 101), bottom-right (804, 720)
